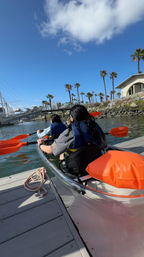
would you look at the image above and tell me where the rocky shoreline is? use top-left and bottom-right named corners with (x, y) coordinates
top-left (89, 92), bottom-right (144, 119)
top-left (96, 107), bottom-right (144, 118)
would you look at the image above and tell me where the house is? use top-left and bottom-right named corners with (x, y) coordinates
top-left (116, 73), bottom-right (144, 97)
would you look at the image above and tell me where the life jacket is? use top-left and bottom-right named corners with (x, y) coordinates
top-left (62, 121), bottom-right (106, 177)
top-left (50, 122), bottom-right (66, 139)
top-left (71, 121), bottom-right (106, 149)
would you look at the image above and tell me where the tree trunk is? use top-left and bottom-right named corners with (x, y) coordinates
top-left (112, 78), bottom-right (114, 99)
top-left (68, 90), bottom-right (72, 103)
top-left (103, 77), bottom-right (107, 101)
top-left (77, 88), bottom-right (80, 103)
top-left (137, 57), bottom-right (140, 73)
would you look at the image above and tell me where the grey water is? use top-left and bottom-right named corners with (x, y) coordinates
top-left (0, 116), bottom-right (144, 178)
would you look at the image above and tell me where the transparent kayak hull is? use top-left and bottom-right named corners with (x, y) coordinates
top-left (37, 145), bottom-right (144, 257)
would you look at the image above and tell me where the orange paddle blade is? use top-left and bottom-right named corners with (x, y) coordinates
top-left (108, 126), bottom-right (128, 137)
top-left (0, 141), bottom-right (27, 155)
top-left (0, 132), bottom-right (36, 143)
top-left (0, 140), bottom-right (21, 147)
top-left (90, 112), bottom-right (101, 117)
top-left (11, 134), bottom-right (30, 140)
top-left (0, 135), bottom-right (30, 144)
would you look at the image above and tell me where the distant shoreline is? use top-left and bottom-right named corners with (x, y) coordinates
top-left (96, 106), bottom-right (144, 118)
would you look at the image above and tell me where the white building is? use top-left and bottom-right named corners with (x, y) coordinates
top-left (116, 73), bottom-right (144, 97)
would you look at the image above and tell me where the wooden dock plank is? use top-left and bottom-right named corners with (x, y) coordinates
top-left (0, 200), bottom-right (62, 244)
top-left (0, 216), bottom-right (74, 257)
top-left (0, 169), bottom-right (90, 257)
top-left (46, 240), bottom-right (86, 257)
top-left (0, 189), bottom-right (55, 219)
top-left (0, 181), bottom-right (54, 205)
top-left (114, 136), bottom-right (144, 156)
top-left (0, 168), bottom-right (43, 188)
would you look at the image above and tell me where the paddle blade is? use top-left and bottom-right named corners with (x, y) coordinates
top-left (0, 132), bottom-right (37, 143)
top-left (108, 126), bottom-right (128, 137)
top-left (0, 135), bottom-right (29, 144)
top-left (11, 134), bottom-right (30, 140)
top-left (0, 140), bottom-right (21, 147)
top-left (11, 132), bottom-right (36, 140)
top-left (90, 111), bottom-right (101, 117)
top-left (0, 142), bottom-right (27, 155)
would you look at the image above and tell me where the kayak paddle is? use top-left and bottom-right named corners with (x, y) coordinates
top-left (0, 112), bottom-right (101, 143)
top-left (0, 141), bottom-right (37, 155)
top-left (90, 111), bottom-right (101, 117)
top-left (0, 126), bottom-right (128, 155)
top-left (0, 139), bottom-right (22, 147)
top-left (0, 132), bottom-right (37, 142)
top-left (105, 126), bottom-right (128, 137)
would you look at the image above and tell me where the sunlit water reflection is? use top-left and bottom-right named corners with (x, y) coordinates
top-left (0, 117), bottom-right (144, 178)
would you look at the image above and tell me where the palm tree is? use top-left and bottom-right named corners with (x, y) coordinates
top-left (110, 72), bottom-right (117, 99)
top-left (42, 100), bottom-right (47, 109)
top-left (71, 93), bottom-right (75, 103)
top-left (110, 90), bottom-right (116, 100)
top-left (131, 48), bottom-right (144, 73)
top-left (98, 92), bottom-right (104, 103)
top-left (92, 91), bottom-right (95, 103)
top-left (110, 91), bottom-right (113, 100)
top-left (73, 98), bottom-right (77, 103)
top-left (117, 92), bottom-right (121, 98)
top-left (80, 92), bottom-right (85, 103)
top-left (100, 70), bottom-right (107, 101)
top-left (46, 94), bottom-right (54, 109)
top-left (32, 106), bottom-right (39, 111)
top-left (65, 84), bottom-right (72, 104)
top-left (94, 93), bottom-right (97, 103)
top-left (75, 83), bottom-right (80, 103)
top-left (86, 92), bottom-right (93, 104)
top-left (45, 101), bottom-right (50, 110)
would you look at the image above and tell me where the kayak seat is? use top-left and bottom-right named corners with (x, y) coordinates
top-left (76, 174), bottom-right (93, 185)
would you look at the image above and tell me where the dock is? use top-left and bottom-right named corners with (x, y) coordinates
top-left (0, 170), bottom-right (90, 257)
top-left (0, 136), bottom-right (144, 257)
top-left (114, 135), bottom-right (144, 156)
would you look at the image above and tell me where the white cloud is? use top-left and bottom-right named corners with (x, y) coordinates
top-left (64, 49), bottom-right (73, 56)
top-left (40, 0), bottom-right (144, 44)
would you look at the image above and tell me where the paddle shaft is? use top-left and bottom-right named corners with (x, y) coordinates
top-left (0, 126), bottom-right (128, 155)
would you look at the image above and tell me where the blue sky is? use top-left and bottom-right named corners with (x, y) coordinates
top-left (0, 0), bottom-right (144, 110)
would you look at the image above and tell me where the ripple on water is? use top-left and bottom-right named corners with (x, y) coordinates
top-left (0, 117), bottom-right (144, 178)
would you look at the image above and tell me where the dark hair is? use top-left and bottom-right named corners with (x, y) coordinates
top-left (70, 104), bottom-right (106, 145)
top-left (50, 114), bottom-right (62, 123)
top-left (70, 104), bottom-right (91, 121)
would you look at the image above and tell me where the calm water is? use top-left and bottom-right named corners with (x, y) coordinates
top-left (0, 116), bottom-right (144, 178)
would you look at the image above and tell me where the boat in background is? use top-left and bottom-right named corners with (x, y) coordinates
top-left (0, 91), bottom-right (15, 127)
top-left (0, 121), bottom-right (15, 127)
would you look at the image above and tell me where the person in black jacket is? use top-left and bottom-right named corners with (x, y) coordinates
top-left (38, 105), bottom-right (107, 177)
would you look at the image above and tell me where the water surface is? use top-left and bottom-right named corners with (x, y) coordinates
top-left (0, 117), bottom-right (144, 178)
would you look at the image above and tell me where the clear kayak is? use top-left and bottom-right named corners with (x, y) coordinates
top-left (37, 144), bottom-right (144, 257)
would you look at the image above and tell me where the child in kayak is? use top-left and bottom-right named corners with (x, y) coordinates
top-left (37, 105), bottom-right (107, 177)
top-left (37, 114), bottom-right (66, 140)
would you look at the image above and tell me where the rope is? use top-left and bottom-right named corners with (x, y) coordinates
top-left (24, 167), bottom-right (49, 197)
